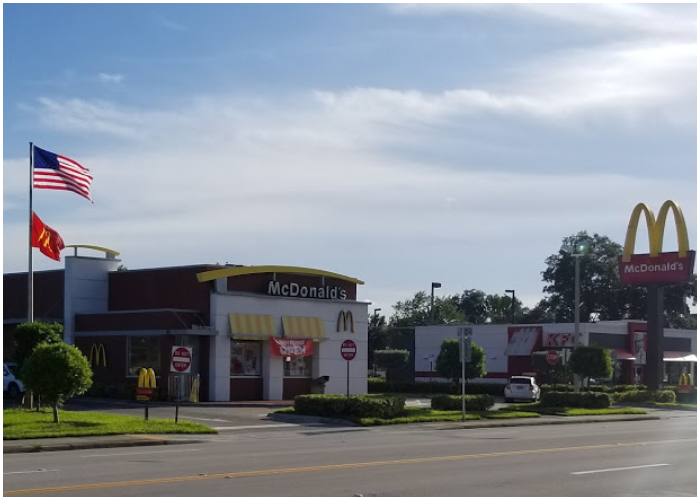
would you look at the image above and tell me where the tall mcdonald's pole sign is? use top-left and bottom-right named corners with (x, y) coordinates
top-left (618, 200), bottom-right (695, 390)
top-left (618, 200), bottom-right (695, 285)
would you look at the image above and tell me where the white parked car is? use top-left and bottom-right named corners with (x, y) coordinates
top-left (3, 363), bottom-right (25, 399)
top-left (504, 375), bottom-right (540, 403)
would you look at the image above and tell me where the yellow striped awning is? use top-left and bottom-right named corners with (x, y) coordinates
top-left (281, 316), bottom-right (326, 341)
top-left (229, 314), bottom-right (278, 340)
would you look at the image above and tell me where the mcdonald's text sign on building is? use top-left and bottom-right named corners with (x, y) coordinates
top-left (618, 201), bottom-right (695, 285)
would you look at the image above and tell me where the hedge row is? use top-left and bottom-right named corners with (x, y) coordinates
top-left (539, 384), bottom-right (646, 394)
top-left (368, 377), bottom-right (505, 396)
top-left (540, 391), bottom-right (611, 409)
top-left (430, 394), bottom-right (495, 412)
top-left (611, 390), bottom-right (676, 404)
top-left (293, 394), bottom-right (406, 419)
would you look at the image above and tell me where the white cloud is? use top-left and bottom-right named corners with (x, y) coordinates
top-left (98, 73), bottom-right (124, 85)
top-left (390, 4), bottom-right (696, 40)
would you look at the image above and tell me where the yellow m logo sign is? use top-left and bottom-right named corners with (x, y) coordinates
top-left (337, 310), bottom-right (354, 333)
top-left (89, 343), bottom-right (107, 367)
top-left (622, 200), bottom-right (690, 263)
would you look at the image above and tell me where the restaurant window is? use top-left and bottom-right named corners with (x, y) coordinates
top-left (128, 336), bottom-right (161, 376)
top-left (231, 341), bottom-right (261, 376)
top-left (284, 356), bottom-right (312, 377)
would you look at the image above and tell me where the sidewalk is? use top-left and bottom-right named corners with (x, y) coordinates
top-left (4, 411), bottom-right (668, 455)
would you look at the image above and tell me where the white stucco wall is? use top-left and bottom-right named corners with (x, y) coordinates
top-left (208, 292), bottom-right (368, 401)
top-left (415, 321), bottom-right (698, 384)
top-left (63, 255), bottom-right (121, 345)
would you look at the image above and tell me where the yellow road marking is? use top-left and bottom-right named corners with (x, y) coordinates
top-left (4, 438), bottom-right (694, 496)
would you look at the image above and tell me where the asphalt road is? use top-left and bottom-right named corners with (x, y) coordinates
top-left (3, 411), bottom-right (696, 496)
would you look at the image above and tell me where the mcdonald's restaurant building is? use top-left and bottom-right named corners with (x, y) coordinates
top-left (3, 247), bottom-right (369, 401)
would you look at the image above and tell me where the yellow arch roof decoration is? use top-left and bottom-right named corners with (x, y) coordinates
top-left (64, 244), bottom-right (120, 257)
top-left (196, 265), bottom-right (364, 285)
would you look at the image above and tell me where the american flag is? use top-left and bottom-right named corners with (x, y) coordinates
top-left (33, 146), bottom-right (93, 202)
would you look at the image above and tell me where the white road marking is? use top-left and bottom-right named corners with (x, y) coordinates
top-left (4, 469), bottom-right (59, 475)
top-left (213, 423), bottom-right (325, 430)
top-left (178, 416), bottom-right (230, 422)
top-left (571, 464), bottom-right (670, 475)
top-left (81, 449), bottom-right (200, 458)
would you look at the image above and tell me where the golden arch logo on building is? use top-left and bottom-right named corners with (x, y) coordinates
top-left (337, 310), bottom-right (354, 333)
top-left (619, 200), bottom-right (695, 285)
top-left (89, 343), bottom-right (107, 367)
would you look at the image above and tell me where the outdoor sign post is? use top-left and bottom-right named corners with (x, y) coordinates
top-left (618, 200), bottom-right (695, 389)
top-left (136, 368), bottom-right (156, 421)
top-left (170, 346), bottom-right (193, 423)
top-left (458, 327), bottom-right (472, 422)
top-left (341, 340), bottom-right (357, 397)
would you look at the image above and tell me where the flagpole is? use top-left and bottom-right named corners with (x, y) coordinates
top-left (28, 142), bottom-right (34, 323)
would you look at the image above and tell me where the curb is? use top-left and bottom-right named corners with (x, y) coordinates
top-left (435, 415), bottom-right (661, 430)
top-left (267, 413), bottom-right (359, 426)
top-left (3, 438), bottom-right (203, 454)
top-left (266, 412), bottom-right (661, 428)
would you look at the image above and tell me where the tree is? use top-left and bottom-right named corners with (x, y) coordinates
top-left (20, 342), bottom-right (93, 423)
top-left (374, 350), bottom-right (409, 385)
top-left (13, 322), bottom-right (63, 372)
top-left (368, 313), bottom-right (388, 372)
top-left (389, 291), bottom-right (466, 328)
top-left (435, 339), bottom-right (486, 384)
top-left (567, 346), bottom-right (613, 383)
top-left (541, 231), bottom-right (696, 325)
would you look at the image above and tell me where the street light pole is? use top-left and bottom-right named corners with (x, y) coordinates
top-left (430, 282), bottom-right (441, 324)
top-left (560, 237), bottom-right (591, 393)
top-left (574, 253), bottom-right (581, 393)
top-left (505, 289), bottom-right (515, 324)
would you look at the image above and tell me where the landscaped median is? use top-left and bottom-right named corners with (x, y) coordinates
top-left (3, 408), bottom-right (217, 440)
top-left (274, 393), bottom-right (651, 426)
top-left (275, 394), bottom-right (540, 426)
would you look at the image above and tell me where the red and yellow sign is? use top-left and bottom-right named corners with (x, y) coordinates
top-left (269, 338), bottom-right (313, 358)
top-left (618, 200), bottom-right (695, 285)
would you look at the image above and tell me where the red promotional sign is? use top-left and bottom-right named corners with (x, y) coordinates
top-left (341, 340), bottom-right (357, 361)
top-left (619, 251), bottom-right (695, 285)
top-left (546, 350), bottom-right (559, 366)
top-left (171, 346), bottom-right (192, 373)
top-left (270, 338), bottom-right (313, 358)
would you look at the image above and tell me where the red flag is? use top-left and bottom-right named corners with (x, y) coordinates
top-left (31, 212), bottom-right (65, 261)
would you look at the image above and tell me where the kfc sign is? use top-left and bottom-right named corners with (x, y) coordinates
top-left (543, 333), bottom-right (575, 347)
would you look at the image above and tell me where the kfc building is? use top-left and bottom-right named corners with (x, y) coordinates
top-left (415, 322), bottom-right (697, 386)
top-left (3, 246), bottom-right (369, 401)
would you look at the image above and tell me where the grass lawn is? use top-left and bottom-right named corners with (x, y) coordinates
top-left (646, 402), bottom-right (697, 410)
top-left (500, 403), bottom-right (647, 416)
top-left (275, 406), bottom-right (540, 426)
top-left (3, 408), bottom-right (217, 440)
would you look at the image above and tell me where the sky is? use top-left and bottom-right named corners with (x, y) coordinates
top-left (2, 3), bottom-right (697, 318)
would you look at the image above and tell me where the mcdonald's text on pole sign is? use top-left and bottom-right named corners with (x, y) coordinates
top-left (618, 251), bottom-right (695, 285)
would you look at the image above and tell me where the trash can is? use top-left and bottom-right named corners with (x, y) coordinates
top-left (310, 375), bottom-right (330, 395)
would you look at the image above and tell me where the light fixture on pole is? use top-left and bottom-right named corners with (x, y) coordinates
top-left (560, 237), bottom-right (592, 393)
top-left (505, 289), bottom-right (515, 324)
top-left (373, 308), bottom-right (381, 317)
top-left (430, 282), bottom-right (442, 324)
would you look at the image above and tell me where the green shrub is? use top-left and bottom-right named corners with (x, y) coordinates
top-left (430, 394), bottom-right (495, 411)
top-left (540, 391), bottom-right (611, 409)
top-left (539, 384), bottom-right (645, 395)
top-left (368, 378), bottom-right (505, 396)
top-left (293, 395), bottom-right (406, 419)
top-left (612, 390), bottom-right (676, 404)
